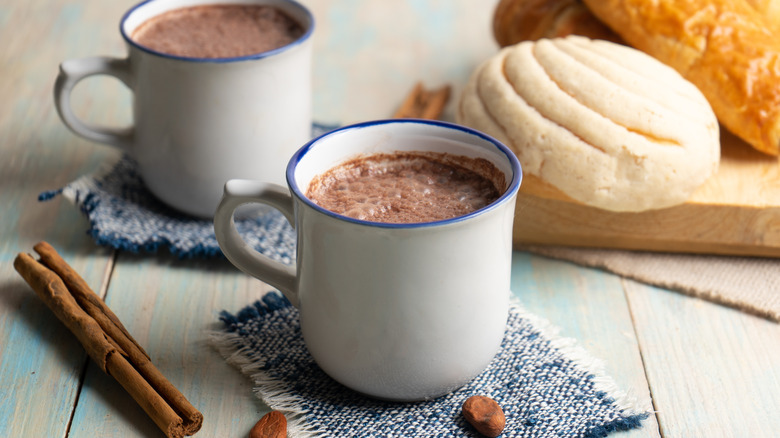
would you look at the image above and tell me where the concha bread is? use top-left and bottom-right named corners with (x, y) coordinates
top-left (457, 36), bottom-right (720, 212)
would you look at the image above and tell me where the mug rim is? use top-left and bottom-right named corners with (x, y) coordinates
top-left (287, 119), bottom-right (523, 229)
top-left (119, 0), bottom-right (314, 63)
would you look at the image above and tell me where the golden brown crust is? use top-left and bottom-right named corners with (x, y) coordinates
top-left (493, 0), bottom-right (619, 47)
top-left (583, 0), bottom-right (780, 156)
top-left (746, 0), bottom-right (780, 29)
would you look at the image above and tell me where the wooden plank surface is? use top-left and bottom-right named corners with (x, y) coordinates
top-left (1, 0), bottom-right (779, 437)
top-left (0, 1), bottom-right (121, 436)
top-left (511, 253), bottom-right (660, 438)
top-left (625, 280), bottom-right (780, 436)
top-left (68, 255), bottom-right (274, 437)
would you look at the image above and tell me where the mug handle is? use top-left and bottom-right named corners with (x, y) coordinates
top-left (213, 179), bottom-right (299, 307)
top-left (53, 57), bottom-right (133, 150)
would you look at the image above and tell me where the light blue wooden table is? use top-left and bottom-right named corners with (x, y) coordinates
top-left (1, 0), bottom-right (778, 436)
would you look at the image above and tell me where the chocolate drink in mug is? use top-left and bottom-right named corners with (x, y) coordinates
top-left (306, 152), bottom-right (504, 223)
top-left (131, 4), bottom-right (304, 58)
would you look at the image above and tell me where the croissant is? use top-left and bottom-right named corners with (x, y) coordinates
top-left (493, 0), bottom-right (780, 156)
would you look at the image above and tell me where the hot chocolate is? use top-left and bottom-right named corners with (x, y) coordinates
top-left (130, 4), bottom-right (304, 58)
top-left (306, 152), bottom-right (503, 223)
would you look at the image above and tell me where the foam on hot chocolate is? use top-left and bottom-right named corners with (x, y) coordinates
top-left (306, 152), bottom-right (504, 223)
top-left (131, 4), bottom-right (304, 58)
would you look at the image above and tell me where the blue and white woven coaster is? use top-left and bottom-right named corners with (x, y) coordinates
top-left (39, 155), bottom-right (296, 260)
top-left (39, 124), bottom-right (336, 259)
top-left (214, 292), bottom-right (650, 438)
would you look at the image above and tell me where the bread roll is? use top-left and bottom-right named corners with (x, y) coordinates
top-left (457, 36), bottom-right (720, 212)
top-left (493, 0), bottom-right (619, 47)
top-left (494, 0), bottom-right (780, 46)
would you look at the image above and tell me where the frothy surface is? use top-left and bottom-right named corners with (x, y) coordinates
top-left (306, 152), bottom-right (502, 224)
top-left (131, 5), bottom-right (304, 58)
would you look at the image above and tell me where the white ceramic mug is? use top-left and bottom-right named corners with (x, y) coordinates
top-left (53, 0), bottom-right (314, 218)
top-left (214, 119), bottom-right (523, 401)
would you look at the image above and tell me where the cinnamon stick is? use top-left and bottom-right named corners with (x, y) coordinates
top-left (33, 242), bottom-right (203, 434)
top-left (14, 243), bottom-right (203, 438)
top-left (34, 241), bottom-right (149, 360)
top-left (393, 81), bottom-right (452, 120)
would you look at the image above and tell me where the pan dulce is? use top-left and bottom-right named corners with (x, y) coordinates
top-left (130, 4), bottom-right (304, 58)
top-left (305, 152), bottom-right (504, 223)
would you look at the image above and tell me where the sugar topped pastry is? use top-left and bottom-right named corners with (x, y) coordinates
top-left (457, 35), bottom-right (720, 212)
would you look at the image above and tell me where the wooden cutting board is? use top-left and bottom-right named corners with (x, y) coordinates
top-left (512, 128), bottom-right (780, 257)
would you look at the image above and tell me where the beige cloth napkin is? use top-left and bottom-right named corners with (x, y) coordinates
top-left (522, 246), bottom-right (780, 322)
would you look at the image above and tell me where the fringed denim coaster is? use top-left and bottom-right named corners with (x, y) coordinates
top-left (38, 124), bottom-right (336, 259)
top-left (213, 292), bottom-right (650, 438)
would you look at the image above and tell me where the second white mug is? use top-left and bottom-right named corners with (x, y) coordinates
top-left (53, 0), bottom-right (314, 217)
